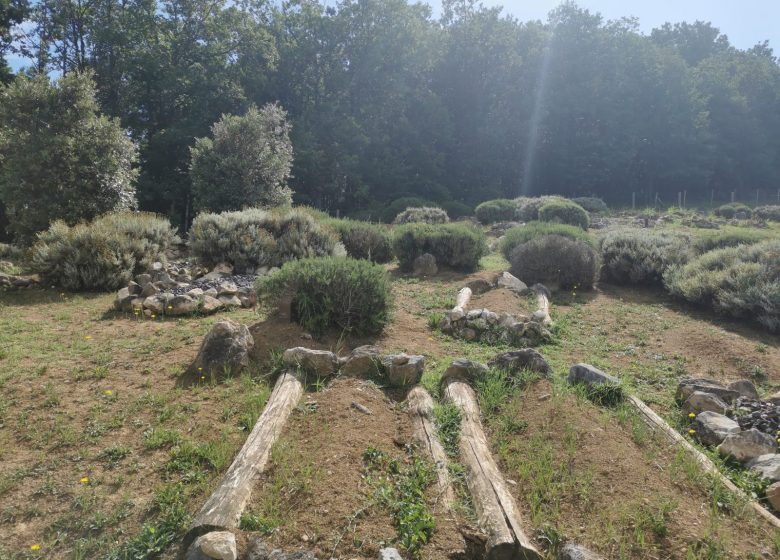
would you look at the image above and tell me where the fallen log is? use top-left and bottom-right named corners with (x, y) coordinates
top-left (186, 370), bottom-right (305, 544)
top-left (453, 286), bottom-right (472, 315)
top-left (443, 377), bottom-right (540, 560)
top-left (627, 395), bottom-right (780, 531)
top-left (407, 386), bottom-right (456, 511)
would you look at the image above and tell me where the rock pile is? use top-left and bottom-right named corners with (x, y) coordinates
top-left (440, 307), bottom-right (552, 347)
top-left (0, 272), bottom-right (38, 289)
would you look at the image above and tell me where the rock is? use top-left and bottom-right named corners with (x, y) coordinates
top-left (481, 310), bottom-right (499, 324)
top-left (461, 327), bottom-right (477, 341)
top-left (529, 283), bottom-right (551, 299)
top-left (195, 531), bottom-right (237, 560)
top-left (766, 481), bottom-right (780, 510)
top-left (379, 548), bottom-right (403, 560)
top-left (151, 261), bottom-right (164, 272)
top-left (683, 391), bottom-right (729, 416)
top-left (283, 347), bottom-right (339, 377)
top-left (188, 320), bottom-right (253, 379)
top-left (205, 287), bottom-right (219, 298)
top-left (412, 253), bottom-right (437, 276)
top-left (693, 412), bottom-right (741, 446)
top-left (728, 379), bottom-right (760, 400)
top-left (381, 353), bottom-right (424, 387)
top-left (141, 282), bottom-right (160, 297)
top-left (187, 287), bottom-right (205, 297)
top-left (717, 428), bottom-right (778, 463)
top-left (218, 281), bottom-right (238, 296)
top-left (340, 345), bottom-right (382, 376)
top-left (466, 278), bottom-right (493, 294)
top-left (496, 271), bottom-right (527, 294)
top-left (127, 281), bottom-right (142, 295)
top-left (246, 538), bottom-right (270, 560)
top-left (747, 454), bottom-right (780, 482)
top-left (218, 295), bottom-right (242, 307)
top-left (168, 294), bottom-right (197, 315)
top-left (558, 543), bottom-right (603, 560)
top-left (466, 308), bottom-right (483, 320)
top-left (442, 358), bottom-right (489, 382)
top-left (213, 262), bottom-right (234, 275)
top-left (202, 295), bottom-right (223, 314)
top-left (488, 349), bottom-right (550, 375)
top-left (676, 378), bottom-right (740, 404)
top-left (114, 287), bottom-right (134, 311)
top-left (567, 364), bottom-right (619, 387)
top-left (522, 321), bottom-right (553, 344)
top-left (531, 309), bottom-right (548, 323)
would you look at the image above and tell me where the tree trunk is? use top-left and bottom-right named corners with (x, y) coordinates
top-left (443, 377), bottom-right (540, 560)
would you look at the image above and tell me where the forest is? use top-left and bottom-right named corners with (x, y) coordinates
top-left (1, 0), bottom-right (780, 232)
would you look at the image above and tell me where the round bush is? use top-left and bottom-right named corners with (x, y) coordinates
top-left (513, 195), bottom-right (567, 221)
top-left (439, 200), bottom-right (474, 220)
top-left (500, 221), bottom-right (594, 261)
top-left (754, 205), bottom-right (780, 222)
top-left (599, 229), bottom-right (692, 285)
top-left (572, 197), bottom-right (609, 214)
top-left (381, 197), bottom-right (433, 223)
top-left (509, 235), bottom-right (599, 290)
top-left (693, 229), bottom-right (772, 254)
top-left (714, 203), bottom-right (752, 219)
top-left (327, 219), bottom-right (392, 263)
top-left (393, 206), bottom-right (450, 225)
top-left (392, 223), bottom-right (487, 272)
top-left (257, 257), bottom-right (392, 335)
top-left (538, 199), bottom-right (590, 230)
top-left (475, 199), bottom-right (517, 224)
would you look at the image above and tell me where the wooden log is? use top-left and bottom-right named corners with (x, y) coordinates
top-left (534, 293), bottom-right (553, 326)
top-left (453, 286), bottom-right (472, 314)
top-left (443, 377), bottom-right (540, 560)
top-left (627, 395), bottom-right (780, 531)
top-left (186, 370), bottom-right (305, 544)
top-left (407, 386), bottom-right (456, 511)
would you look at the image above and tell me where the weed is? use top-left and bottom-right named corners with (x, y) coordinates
top-left (433, 404), bottom-right (461, 457)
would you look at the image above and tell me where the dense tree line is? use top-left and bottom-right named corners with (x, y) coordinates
top-left (2, 0), bottom-right (780, 233)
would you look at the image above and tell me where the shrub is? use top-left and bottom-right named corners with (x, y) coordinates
top-left (191, 104), bottom-right (293, 212)
top-left (693, 229), bottom-right (772, 254)
top-left (754, 205), bottom-right (780, 222)
top-left (381, 197), bottom-right (433, 223)
top-left (393, 206), bottom-right (450, 225)
top-left (572, 197), bottom-right (609, 214)
top-left (664, 240), bottom-right (780, 332)
top-left (508, 235), bottom-right (599, 290)
top-left (257, 257), bottom-right (392, 335)
top-left (500, 221), bottom-right (593, 261)
top-left (326, 219), bottom-right (393, 263)
top-left (714, 203), bottom-right (752, 219)
top-left (0, 242), bottom-right (21, 260)
top-left (29, 212), bottom-right (176, 291)
top-left (475, 199), bottom-right (517, 224)
top-left (513, 195), bottom-right (567, 222)
top-left (439, 200), bottom-right (474, 220)
top-left (190, 208), bottom-right (341, 273)
top-left (392, 223), bottom-right (487, 272)
top-left (538, 199), bottom-right (590, 230)
top-left (599, 229), bottom-right (691, 285)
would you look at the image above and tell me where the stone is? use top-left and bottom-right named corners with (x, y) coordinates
top-left (442, 358), bottom-right (489, 382)
top-left (196, 531), bottom-right (237, 560)
top-left (127, 281), bottom-right (142, 295)
top-left (151, 261), bottom-right (164, 272)
top-left (531, 309), bottom-right (548, 323)
top-left (169, 294), bottom-right (198, 316)
top-left (693, 412), bottom-right (741, 446)
top-left (466, 308), bottom-right (483, 320)
top-left (202, 295), bottom-right (223, 314)
top-left (114, 287), bottom-right (134, 311)
top-left (465, 278), bottom-right (493, 294)
top-left (141, 282), bottom-right (160, 297)
top-left (218, 295), bottom-right (242, 307)
top-left (340, 345), bottom-right (382, 376)
top-left (567, 363), bottom-right (620, 387)
top-left (218, 281), bottom-right (239, 296)
top-left (558, 543), bottom-right (603, 560)
top-left (529, 283), bottom-right (551, 299)
top-left (205, 287), bottom-right (219, 298)
top-left (481, 310), bottom-right (499, 324)
top-left (188, 320), bottom-right (253, 379)
top-left (676, 378), bottom-right (740, 404)
top-left (283, 347), bottom-right (339, 377)
top-left (379, 548), bottom-right (403, 560)
top-left (766, 481), bottom-right (780, 510)
top-left (461, 327), bottom-right (478, 341)
top-left (683, 391), bottom-right (729, 416)
top-left (213, 262), bottom-right (234, 275)
top-left (412, 253), bottom-right (437, 276)
top-left (381, 353), bottom-right (425, 387)
top-left (187, 288), bottom-right (205, 297)
top-left (488, 349), bottom-right (550, 375)
top-left (728, 379), bottom-right (760, 400)
top-left (717, 428), bottom-right (778, 463)
top-left (523, 321), bottom-right (553, 344)
top-left (496, 271), bottom-right (527, 294)
top-left (747, 454), bottom-right (780, 482)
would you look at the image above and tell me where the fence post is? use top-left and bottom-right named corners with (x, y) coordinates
top-left (731, 191), bottom-right (736, 203)
top-left (678, 192), bottom-right (682, 209)
top-left (683, 190), bottom-right (687, 209)
top-left (632, 192), bottom-right (636, 210)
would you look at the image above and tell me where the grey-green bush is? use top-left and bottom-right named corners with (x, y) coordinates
top-left (572, 197), bottom-right (609, 214)
top-left (538, 199), bottom-right (590, 230)
top-left (513, 196), bottom-right (567, 222)
top-left (714, 203), bottom-right (752, 219)
top-left (0, 242), bottom-right (21, 260)
top-left (257, 257), bottom-right (392, 335)
top-left (380, 197), bottom-right (433, 223)
top-left (392, 223), bottom-right (487, 272)
top-left (326, 219), bottom-right (392, 263)
top-left (393, 206), bottom-right (450, 225)
top-left (693, 229), bottom-right (772, 254)
top-left (599, 229), bottom-right (691, 285)
top-left (508, 234), bottom-right (599, 290)
top-left (28, 212), bottom-right (176, 291)
top-left (754, 205), bottom-right (780, 222)
top-left (189, 208), bottom-right (341, 274)
top-left (500, 221), bottom-right (594, 261)
top-left (664, 239), bottom-right (780, 332)
top-left (475, 199), bottom-right (516, 224)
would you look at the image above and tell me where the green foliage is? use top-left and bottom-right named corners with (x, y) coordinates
top-left (392, 222), bottom-right (487, 272)
top-left (513, 196), bottom-right (568, 222)
top-left (0, 242), bottom-right (20, 260)
top-left (191, 104), bottom-right (293, 213)
top-left (475, 199), bottom-right (517, 224)
top-left (509, 234), bottom-right (599, 290)
top-left (28, 212), bottom-right (177, 291)
top-left (599, 229), bottom-right (692, 285)
top-left (500, 221), bottom-right (594, 261)
top-left (433, 404), bottom-right (462, 457)
top-left (754, 205), bottom-right (780, 222)
top-left (714, 203), bottom-right (752, 219)
top-left (664, 239), bottom-right (780, 332)
top-left (439, 200), bottom-right (474, 219)
top-left (538, 199), bottom-right (590, 230)
top-left (584, 382), bottom-right (625, 407)
top-left (190, 208), bottom-right (341, 273)
top-left (572, 197), bottom-right (609, 214)
top-left (380, 197), bottom-right (434, 223)
top-left (0, 72), bottom-right (138, 242)
top-left (693, 229), bottom-right (772, 254)
top-left (257, 257), bottom-right (392, 335)
top-left (393, 206), bottom-right (450, 225)
top-left (325, 218), bottom-right (393, 263)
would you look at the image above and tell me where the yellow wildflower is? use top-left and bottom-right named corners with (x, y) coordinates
top-left (688, 429), bottom-right (696, 435)
top-left (84, 335), bottom-right (92, 340)
top-left (79, 476), bottom-right (89, 484)
top-left (104, 389), bottom-right (113, 395)
top-left (31, 544), bottom-right (41, 551)
top-left (688, 412), bottom-right (696, 419)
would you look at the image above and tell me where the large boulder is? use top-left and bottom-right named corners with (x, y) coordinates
top-left (169, 294), bottom-right (199, 316)
top-left (728, 379), bottom-right (759, 400)
top-left (496, 271), bottom-right (528, 294)
top-left (676, 378), bottom-right (740, 404)
top-left (191, 531), bottom-right (237, 560)
top-left (340, 345), bottom-right (382, 376)
top-left (114, 287), bottom-right (135, 311)
top-left (683, 391), bottom-right (729, 416)
top-left (567, 364), bottom-right (619, 387)
top-left (378, 549), bottom-right (403, 560)
top-left (188, 320), bottom-right (254, 379)
top-left (381, 353), bottom-right (425, 387)
top-left (766, 481), bottom-right (780, 511)
top-left (442, 359), bottom-right (489, 383)
top-left (717, 428), bottom-right (778, 463)
top-left (283, 347), bottom-right (339, 377)
top-left (558, 543), bottom-right (603, 560)
top-left (747, 454), bottom-right (780, 482)
top-left (693, 412), bottom-right (741, 446)
top-left (488, 349), bottom-right (550, 375)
